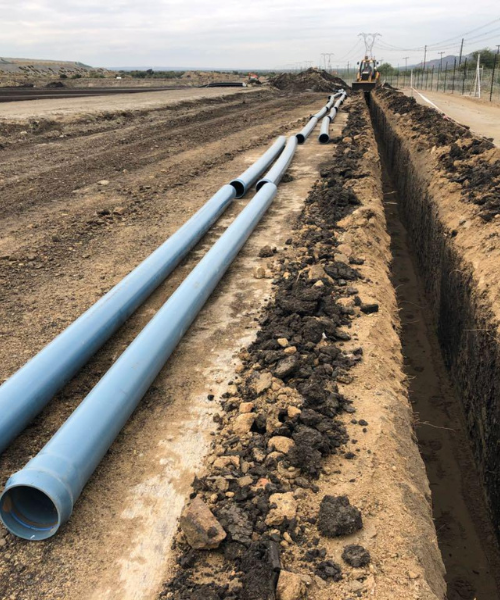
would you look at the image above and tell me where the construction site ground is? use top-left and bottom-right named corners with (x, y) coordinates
top-left (0, 83), bottom-right (499, 600)
top-left (402, 88), bottom-right (500, 146)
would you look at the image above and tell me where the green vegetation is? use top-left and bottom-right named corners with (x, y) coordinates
top-left (377, 62), bottom-right (397, 76)
top-left (122, 69), bottom-right (185, 79)
top-left (469, 48), bottom-right (498, 69)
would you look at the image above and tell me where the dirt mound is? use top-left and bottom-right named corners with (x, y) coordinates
top-left (161, 103), bottom-right (379, 599)
top-left (375, 87), bottom-right (499, 221)
top-left (270, 68), bottom-right (348, 93)
top-left (45, 81), bottom-right (66, 88)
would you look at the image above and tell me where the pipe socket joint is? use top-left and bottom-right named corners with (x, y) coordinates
top-left (1, 466), bottom-right (74, 540)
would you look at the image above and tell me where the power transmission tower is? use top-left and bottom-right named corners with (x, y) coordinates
top-left (358, 33), bottom-right (381, 57)
top-left (325, 53), bottom-right (334, 72)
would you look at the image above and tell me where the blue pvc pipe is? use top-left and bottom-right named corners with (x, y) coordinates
top-left (318, 114), bottom-right (334, 144)
top-left (296, 116), bottom-right (318, 144)
top-left (229, 136), bottom-right (286, 197)
top-left (0, 138), bottom-right (285, 455)
top-left (256, 136), bottom-right (298, 191)
top-left (313, 106), bottom-right (328, 119)
top-left (0, 181), bottom-right (280, 540)
top-left (318, 92), bottom-right (347, 144)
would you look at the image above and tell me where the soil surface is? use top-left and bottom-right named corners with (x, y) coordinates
top-left (0, 86), bottom-right (258, 121)
top-left (403, 89), bottom-right (500, 147)
top-left (0, 89), bottom-right (344, 599)
top-left (161, 97), bottom-right (445, 600)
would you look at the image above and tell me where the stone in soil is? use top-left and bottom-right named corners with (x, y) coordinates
top-left (315, 559), bottom-right (342, 581)
top-left (276, 570), bottom-right (306, 600)
top-left (342, 544), bottom-right (371, 567)
top-left (180, 496), bottom-right (226, 549)
top-left (317, 495), bottom-right (363, 537)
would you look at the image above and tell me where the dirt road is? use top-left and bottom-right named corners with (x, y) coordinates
top-left (0, 88), bottom-right (337, 599)
top-left (0, 86), bottom-right (257, 121)
top-left (404, 89), bottom-right (500, 146)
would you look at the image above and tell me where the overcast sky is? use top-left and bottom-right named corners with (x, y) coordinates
top-left (0, 0), bottom-right (499, 69)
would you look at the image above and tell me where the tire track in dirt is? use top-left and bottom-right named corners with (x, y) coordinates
top-left (0, 93), bottom-right (317, 217)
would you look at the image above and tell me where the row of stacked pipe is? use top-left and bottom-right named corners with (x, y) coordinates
top-left (0, 94), bottom-right (346, 540)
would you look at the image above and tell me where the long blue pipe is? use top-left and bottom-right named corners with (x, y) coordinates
top-left (256, 136), bottom-right (298, 191)
top-left (229, 136), bottom-right (286, 197)
top-left (0, 138), bottom-right (285, 455)
top-left (0, 181), bottom-right (280, 540)
top-left (318, 92), bottom-right (347, 144)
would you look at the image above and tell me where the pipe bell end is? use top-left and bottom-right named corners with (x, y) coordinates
top-left (0, 469), bottom-right (73, 540)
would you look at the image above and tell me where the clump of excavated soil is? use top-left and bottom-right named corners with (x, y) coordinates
top-left (270, 68), bottom-right (348, 93)
top-left (375, 87), bottom-right (500, 221)
top-left (161, 102), bottom-right (381, 600)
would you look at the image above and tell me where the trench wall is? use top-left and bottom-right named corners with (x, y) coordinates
top-left (370, 91), bottom-right (500, 536)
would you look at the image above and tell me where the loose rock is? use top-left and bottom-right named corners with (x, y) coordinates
top-left (342, 544), bottom-right (371, 567)
top-left (180, 497), bottom-right (226, 549)
top-left (276, 570), bottom-right (306, 600)
top-left (317, 495), bottom-right (363, 537)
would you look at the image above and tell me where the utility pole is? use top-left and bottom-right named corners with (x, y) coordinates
top-left (439, 51), bottom-right (445, 72)
top-left (458, 38), bottom-right (464, 66)
top-left (423, 45), bottom-right (427, 72)
top-left (404, 56), bottom-right (409, 71)
top-left (472, 53), bottom-right (481, 98)
top-left (325, 53), bottom-right (334, 72)
top-left (438, 51), bottom-right (445, 91)
top-left (491, 45), bottom-right (500, 102)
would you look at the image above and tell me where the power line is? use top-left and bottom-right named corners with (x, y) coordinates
top-left (375, 16), bottom-right (500, 52)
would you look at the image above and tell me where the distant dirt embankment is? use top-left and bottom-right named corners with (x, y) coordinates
top-left (270, 68), bottom-right (348, 92)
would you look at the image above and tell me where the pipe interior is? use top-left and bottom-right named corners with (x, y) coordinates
top-left (296, 134), bottom-right (305, 144)
top-left (1, 486), bottom-right (59, 540)
top-left (229, 180), bottom-right (245, 198)
top-left (318, 133), bottom-right (329, 144)
top-left (255, 180), bottom-right (268, 192)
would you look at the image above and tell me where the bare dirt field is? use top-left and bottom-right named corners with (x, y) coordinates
top-left (0, 86), bottom-right (258, 121)
top-left (1, 82), bottom-right (499, 600)
top-left (403, 89), bottom-right (500, 146)
top-left (0, 87), bottom-right (328, 599)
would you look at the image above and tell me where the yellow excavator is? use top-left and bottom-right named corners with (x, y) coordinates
top-left (352, 56), bottom-right (380, 91)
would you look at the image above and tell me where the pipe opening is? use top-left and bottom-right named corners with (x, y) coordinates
top-left (229, 180), bottom-right (245, 199)
top-left (255, 180), bottom-right (268, 192)
top-left (0, 486), bottom-right (60, 540)
top-left (318, 133), bottom-right (330, 144)
top-left (296, 134), bottom-right (305, 145)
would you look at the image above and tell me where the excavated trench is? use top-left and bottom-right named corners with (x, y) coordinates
top-left (369, 91), bottom-right (500, 599)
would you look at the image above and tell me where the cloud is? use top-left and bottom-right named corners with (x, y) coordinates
top-left (0, 0), bottom-right (498, 68)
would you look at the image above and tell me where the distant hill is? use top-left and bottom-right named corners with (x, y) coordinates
top-left (409, 52), bottom-right (478, 70)
top-left (0, 57), bottom-right (106, 77)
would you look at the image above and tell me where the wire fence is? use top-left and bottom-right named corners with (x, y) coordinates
top-left (381, 61), bottom-right (500, 101)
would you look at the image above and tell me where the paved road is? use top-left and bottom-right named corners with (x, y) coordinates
top-left (404, 89), bottom-right (500, 146)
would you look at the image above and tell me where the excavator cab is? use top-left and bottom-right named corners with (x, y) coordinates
top-left (352, 57), bottom-right (380, 91)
